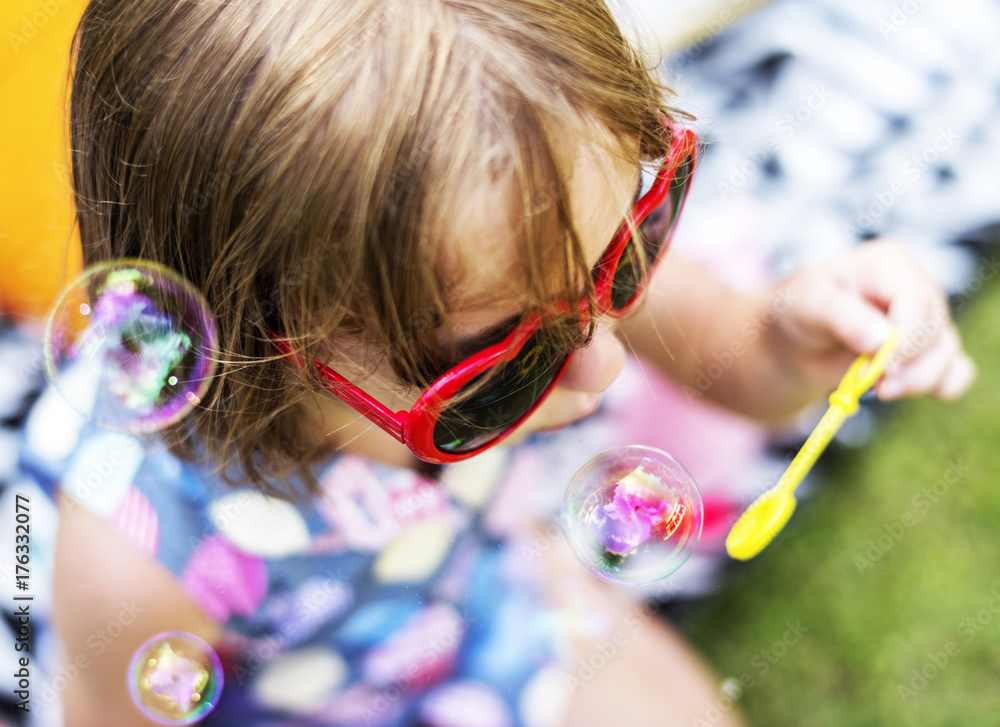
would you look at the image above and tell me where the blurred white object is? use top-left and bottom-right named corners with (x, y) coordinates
top-left (646, 0), bottom-right (1000, 297)
top-left (615, 0), bottom-right (778, 55)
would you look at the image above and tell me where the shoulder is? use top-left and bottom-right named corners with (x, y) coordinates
top-left (53, 488), bottom-right (223, 726)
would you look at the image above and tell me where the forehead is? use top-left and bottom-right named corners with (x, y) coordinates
top-left (437, 136), bottom-right (638, 334)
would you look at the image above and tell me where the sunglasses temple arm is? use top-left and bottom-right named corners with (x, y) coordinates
top-left (272, 336), bottom-right (407, 442)
top-left (314, 364), bottom-right (407, 440)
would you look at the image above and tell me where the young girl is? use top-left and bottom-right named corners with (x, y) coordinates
top-left (34, 0), bottom-right (974, 725)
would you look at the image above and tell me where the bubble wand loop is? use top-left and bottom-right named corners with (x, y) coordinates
top-left (725, 329), bottom-right (898, 561)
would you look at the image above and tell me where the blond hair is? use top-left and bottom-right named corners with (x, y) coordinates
top-left (69, 0), bottom-right (684, 496)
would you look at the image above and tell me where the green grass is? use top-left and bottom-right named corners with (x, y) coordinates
top-left (684, 276), bottom-right (1000, 726)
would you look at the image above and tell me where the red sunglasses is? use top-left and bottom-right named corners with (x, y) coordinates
top-left (277, 123), bottom-right (697, 463)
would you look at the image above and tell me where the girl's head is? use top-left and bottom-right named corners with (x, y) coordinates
top-left (70, 0), bottom-right (685, 492)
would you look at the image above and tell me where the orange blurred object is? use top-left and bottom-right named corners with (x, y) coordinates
top-left (0, 0), bottom-right (88, 320)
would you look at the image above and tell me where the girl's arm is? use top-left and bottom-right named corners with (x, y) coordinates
top-left (616, 241), bottom-right (976, 420)
top-left (53, 492), bottom-right (221, 727)
top-left (615, 255), bottom-right (824, 420)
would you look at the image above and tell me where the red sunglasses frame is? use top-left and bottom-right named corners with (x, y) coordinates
top-left (277, 123), bottom-right (698, 464)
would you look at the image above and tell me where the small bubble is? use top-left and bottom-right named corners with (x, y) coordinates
top-left (562, 445), bottom-right (703, 586)
top-left (44, 260), bottom-right (217, 433)
top-left (128, 631), bottom-right (223, 725)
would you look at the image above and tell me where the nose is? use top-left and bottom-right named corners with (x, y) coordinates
top-left (557, 321), bottom-right (626, 395)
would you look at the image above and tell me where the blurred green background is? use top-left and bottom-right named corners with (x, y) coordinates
top-left (682, 273), bottom-right (1000, 725)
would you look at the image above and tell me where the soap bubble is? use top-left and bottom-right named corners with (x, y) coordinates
top-left (561, 445), bottom-right (703, 586)
top-left (127, 631), bottom-right (224, 725)
top-left (44, 260), bottom-right (217, 433)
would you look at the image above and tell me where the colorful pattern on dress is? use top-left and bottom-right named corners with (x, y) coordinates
top-left (12, 323), bottom-right (764, 727)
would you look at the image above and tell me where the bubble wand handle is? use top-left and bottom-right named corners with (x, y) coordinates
top-left (724, 329), bottom-right (897, 560)
top-left (774, 400), bottom-right (853, 496)
top-left (776, 328), bottom-right (898, 497)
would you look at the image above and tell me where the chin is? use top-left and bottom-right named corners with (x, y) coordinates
top-left (537, 396), bottom-right (603, 433)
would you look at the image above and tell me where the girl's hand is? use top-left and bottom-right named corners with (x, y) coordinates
top-left (767, 239), bottom-right (976, 401)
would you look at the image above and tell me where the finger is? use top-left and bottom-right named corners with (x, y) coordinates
top-left (850, 241), bottom-right (949, 366)
top-left (789, 280), bottom-right (894, 354)
top-left (936, 353), bottom-right (977, 400)
top-left (877, 328), bottom-right (960, 400)
top-left (886, 291), bottom-right (942, 369)
top-left (883, 303), bottom-right (956, 381)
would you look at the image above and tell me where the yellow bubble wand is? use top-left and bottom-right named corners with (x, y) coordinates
top-left (726, 329), bottom-right (898, 560)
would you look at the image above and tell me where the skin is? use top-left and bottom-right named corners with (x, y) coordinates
top-left (54, 495), bottom-right (221, 727)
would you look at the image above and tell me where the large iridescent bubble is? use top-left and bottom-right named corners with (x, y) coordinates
top-left (127, 631), bottom-right (224, 725)
top-left (44, 260), bottom-right (217, 433)
top-left (561, 445), bottom-right (703, 586)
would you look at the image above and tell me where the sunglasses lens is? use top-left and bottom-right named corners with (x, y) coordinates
top-left (433, 331), bottom-right (569, 454)
top-left (610, 151), bottom-right (693, 311)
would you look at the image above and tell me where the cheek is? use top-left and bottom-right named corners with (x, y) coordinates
top-left (505, 387), bottom-right (603, 442)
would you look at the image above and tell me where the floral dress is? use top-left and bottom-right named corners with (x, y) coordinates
top-left (14, 331), bottom-right (765, 727)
